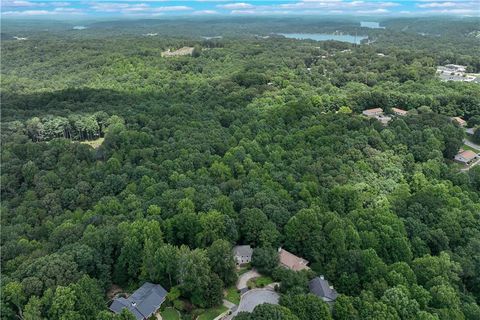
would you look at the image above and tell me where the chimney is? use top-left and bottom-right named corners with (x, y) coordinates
top-left (320, 275), bottom-right (324, 280)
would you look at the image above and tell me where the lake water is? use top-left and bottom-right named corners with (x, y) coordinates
top-left (279, 33), bottom-right (367, 44)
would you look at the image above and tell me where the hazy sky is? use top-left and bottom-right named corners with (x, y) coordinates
top-left (2, 0), bottom-right (479, 18)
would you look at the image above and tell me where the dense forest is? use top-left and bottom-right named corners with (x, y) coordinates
top-left (1, 17), bottom-right (480, 320)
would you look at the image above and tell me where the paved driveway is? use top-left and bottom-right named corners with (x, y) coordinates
top-left (464, 139), bottom-right (480, 151)
top-left (226, 288), bottom-right (279, 319)
top-left (236, 270), bottom-right (260, 290)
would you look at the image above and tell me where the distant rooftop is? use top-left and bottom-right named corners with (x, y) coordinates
top-left (109, 283), bottom-right (167, 320)
top-left (309, 276), bottom-right (338, 303)
top-left (278, 248), bottom-right (309, 271)
top-left (233, 245), bottom-right (253, 258)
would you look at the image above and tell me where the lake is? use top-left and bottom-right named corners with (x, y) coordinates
top-left (278, 33), bottom-right (367, 44)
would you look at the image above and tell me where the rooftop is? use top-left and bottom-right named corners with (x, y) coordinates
top-left (452, 117), bottom-right (467, 126)
top-left (109, 283), bottom-right (167, 320)
top-left (309, 276), bottom-right (338, 302)
top-left (278, 248), bottom-right (310, 271)
top-left (233, 245), bottom-right (253, 257)
top-left (392, 107), bottom-right (408, 116)
top-left (456, 150), bottom-right (478, 162)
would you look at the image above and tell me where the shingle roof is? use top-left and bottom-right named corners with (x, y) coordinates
top-left (278, 248), bottom-right (309, 271)
top-left (392, 107), bottom-right (408, 115)
top-left (233, 245), bottom-right (253, 257)
top-left (109, 283), bottom-right (167, 320)
top-left (363, 108), bottom-right (383, 114)
top-left (309, 277), bottom-right (338, 302)
top-left (457, 150), bottom-right (478, 161)
top-left (452, 117), bottom-right (467, 125)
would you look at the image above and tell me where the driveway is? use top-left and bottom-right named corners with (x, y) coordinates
top-left (236, 270), bottom-right (260, 291)
top-left (226, 288), bottom-right (279, 319)
top-left (463, 139), bottom-right (480, 151)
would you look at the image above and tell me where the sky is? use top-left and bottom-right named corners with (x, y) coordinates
top-left (1, 0), bottom-right (479, 18)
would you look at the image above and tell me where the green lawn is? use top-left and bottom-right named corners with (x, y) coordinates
top-left (462, 143), bottom-right (480, 152)
top-left (197, 305), bottom-right (228, 320)
top-left (236, 264), bottom-right (251, 276)
top-left (225, 286), bottom-right (241, 305)
top-left (160, 308), bottom-right (180, 320)
top-left (247, 276), bottom-right (274, 289)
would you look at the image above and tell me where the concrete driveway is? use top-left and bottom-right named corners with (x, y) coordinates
top-left (463, 139), bottom-right (480, 151)
top-left (236, 270), bottom-right (260, 291)
top-left (226, 288), bottom-right (279, 319)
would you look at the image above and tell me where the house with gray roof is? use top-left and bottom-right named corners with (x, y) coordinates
top-left (309, 276), bottom-right (338, 305)
top-left (109, 282), bottom-right (168, 320)
top-left (233, 245), bottom-right (253, 265)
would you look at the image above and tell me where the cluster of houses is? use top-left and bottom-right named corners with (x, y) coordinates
top-left (233, 245), bottom-right (338, 305)
top-left (450, 117), bottom-right (480, 166)
top-left (436, 64), bottom-right (478, 82)
top-left (361, 109), bottom-right (480, 168)
top-left (362, 107), bottom-right (408, 125)
top-left (109, 245), bottom-right (338, 319)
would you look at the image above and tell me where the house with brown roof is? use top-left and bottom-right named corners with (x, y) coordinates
top-left (454, 150), bottom-right (479, 165)
top-left (362, 108), bottom-right (384, 118)
top-left (452, 117), bottom-right (467, 127)
top-left (278, 248), bottom-right (310, 271)
top-left (392, 107), bottom-right (408, 116)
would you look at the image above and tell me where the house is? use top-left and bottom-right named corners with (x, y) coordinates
top-left (109, 282), bottom-right (168, 320)
top-left (309, 276), bottom-right (338, 305)
top-left (278, 248), bottom-right (310, 271)
top-left (376, 115), bottom-right (392, 126)
top-left (392, 107), bottom-right (408, 116)
top-left (452, 117), bottom-right (467, 127)
top-left (454, 150), bottom-right (479, 165)
top-left (362, 108), bottom-right (384, 118)
top-left (233, 245), bottom-right (253, 265)
top-left (445, 64), bottom-right (467, 73)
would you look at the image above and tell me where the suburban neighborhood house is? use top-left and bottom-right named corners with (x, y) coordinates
top-left (452, 116), bottom-right (467, 127)
top-left (233, 245), bottom-right (253, 265)
top-left (309, 276), bottom-right (338, 305)
top-left (362, 108), bottom-right (391, 125)
top-left (278, 248), bottom-right (310, 271)
top-left (391, 107), bottom-right (408, 116)
top-left (362, 108), bottom-right (384, 117)
top-left (454, 150), bottom-right (479, 165)
top-left (436, 64), bottom-right (478, 82)
top-left (109, 282), bottom-right (168, 320)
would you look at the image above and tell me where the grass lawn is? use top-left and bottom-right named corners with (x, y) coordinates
top-left (225, 286), bottom-right (241, 305)
top-left (236, 264), bottom-right (251, 276)
top-left (462, 143), bottom-right (480, 152)
top-left (247, 276), bottom-right (274, 289)
top-left (197, 305), bottom-right (228, 320)
top-left (80, 137), bottom-right (104, 149)
top-left (160, 308), bottom-right (180, 320)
